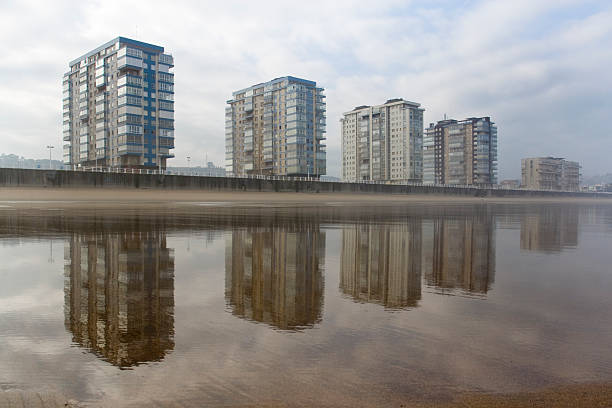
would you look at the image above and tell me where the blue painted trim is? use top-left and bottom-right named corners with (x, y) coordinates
top-left (231, 76), bottom-right (317, 98)
top-left (69, 36), bottom-right (164, 67)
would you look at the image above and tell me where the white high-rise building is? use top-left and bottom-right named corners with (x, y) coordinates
top-left (341, 99), bottom-right (424, 183)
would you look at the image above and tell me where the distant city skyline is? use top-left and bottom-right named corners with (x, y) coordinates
top-left (1, 1), bottom-right (611, 178)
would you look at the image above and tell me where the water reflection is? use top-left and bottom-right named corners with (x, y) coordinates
top-left (422, 215), bottom-right (495, 296)
top-left (339, 221), bottom-right (422, 309)
top-left (520, 206), bottom-right (579, 253)
top-left (224, 224), bottom-right (325, 331)
top-left (3, 203), bottom-right (612, 406)
top-left (64, 230), bottom-right (175, 368)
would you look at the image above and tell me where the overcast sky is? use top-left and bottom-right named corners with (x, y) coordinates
top-left (1, 0), bottom-right (611, 179)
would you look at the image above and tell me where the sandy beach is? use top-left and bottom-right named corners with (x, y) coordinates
top-left (3, 382), bottom-right (612, 407)
top-left (1, 187), bottom-right (611, 206)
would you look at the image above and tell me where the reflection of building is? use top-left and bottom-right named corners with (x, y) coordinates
top-left (64, 231), bottom-right (174, 368)
top-left (225, 225), bottom-right (325, 330)
top-left (520, 207), bottom-right (578, 252)
top-left (340, 222), bottom-right (422, 309)
top-left (422, 216), bottom-right (495, 295)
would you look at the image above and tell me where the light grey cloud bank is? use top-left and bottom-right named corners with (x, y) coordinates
top-left (0, 0), bottom-right (610, 178)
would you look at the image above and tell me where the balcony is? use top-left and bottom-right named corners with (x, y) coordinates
top-left (159, 54), bottom-right (174, 67)
top-left (118, 74), bottom-right (143, 87)
top-left (117, 55), bottom-right (143, 70)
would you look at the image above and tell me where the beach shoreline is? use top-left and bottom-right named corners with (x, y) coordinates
top-left (1, 187), bottom-right (611, 206)
top-left (3, 382), bottom-right (612, 407)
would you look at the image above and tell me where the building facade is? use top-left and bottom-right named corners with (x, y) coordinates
top-left (225, 76), bottom-right (326, 177)
top-left (341, 99), bottom-right (424, 182)
top-left (423, 117), bottom-right (497, 186)
top-left (521, 157), bottom-right (580, 191)
top-left (63, 37), bottom-right (174, 169)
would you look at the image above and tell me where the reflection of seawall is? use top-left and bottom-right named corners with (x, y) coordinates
top-left (225, 225), bottom-right (325, 331)
top-left (422, 216), bottom-right (495, 295)
top-left (64, 231), bottom-right (174, 368)
top-left (520, 206), bottom-right (578, 253)
top-left (340, 222), bottom-right (422, 309)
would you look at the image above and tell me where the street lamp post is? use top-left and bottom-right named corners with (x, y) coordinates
top-left (46, 145), bottom-right (54, 169)
top-left (186, 155), bottom-right (191, 175)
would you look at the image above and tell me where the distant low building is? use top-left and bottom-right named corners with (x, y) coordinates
top-left (320, 175), bottom-right (341, 182)
top-left (500, 179), bottom-right (520, 189)
top-left (0, 153), bottom-right (64, 170)
top-left (521, 157), bottom-right (580, 191)
top-left (167, 162), bottom-right (226, 177)
top-left (585, 183), bottom-right (612, 193)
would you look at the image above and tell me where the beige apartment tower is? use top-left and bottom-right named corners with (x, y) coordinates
top-left (225, 76), bottom-right (326, 177)
top-left (521, 157), bottom-right (580, 191)
top-left (341, 99), bottom-right (424, 182)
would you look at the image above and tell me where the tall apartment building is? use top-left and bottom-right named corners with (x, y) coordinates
top-left (521, 157), bottom-right (580, 191)
top-left (225, 76), bottom-right (326, 177)
top-left (423, 117), bottom-right (498, 185)
top-left (63, 37), bottom-right (174, 169)
top-left (341, 99), bottom-right (424, 182)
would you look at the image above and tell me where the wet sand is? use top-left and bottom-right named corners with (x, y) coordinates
top-left (1, 187), bottom-right (611, 206)
top-left (0, 391), bottom-right (78, 407)
top-left (3, 382), bottom-right (612, 407)
top-left (116, 382), bottom-right (612, 407)
top-left (422, 383), bottom-right (612, 408)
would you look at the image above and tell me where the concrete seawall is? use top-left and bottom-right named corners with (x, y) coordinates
top-left (0, 168), bottom-right (609, 199)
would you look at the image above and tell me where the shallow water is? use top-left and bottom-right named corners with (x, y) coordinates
top-left (1, 202), bottom-right (612, 406)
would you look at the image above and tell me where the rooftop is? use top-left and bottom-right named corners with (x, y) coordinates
top-left (230, 76), bottom-right (318, 99)
top-left (69, 36), bottom-right (165, 67)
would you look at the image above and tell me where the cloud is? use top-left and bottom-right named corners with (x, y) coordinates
top-left (0, 0), bottom-right (611, 178)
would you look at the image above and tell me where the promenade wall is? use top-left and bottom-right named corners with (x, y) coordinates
top-left (0, 168), bottom-right (608, 199)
